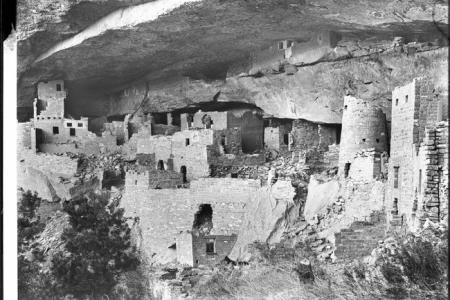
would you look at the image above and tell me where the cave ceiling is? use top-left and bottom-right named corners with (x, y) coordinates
top-left (17, 0), bottom-right (448, 122)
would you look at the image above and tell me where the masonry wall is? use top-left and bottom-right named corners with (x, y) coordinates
top-left (194, 111), bottom-right (228, 129)
top-left (18, 150), bottom-right (79, 177)
top-left (291, 119), bottom-right (320, 150)
top-left (339, 96), bottom-right (387, 176)
top-left (104, 121), bottom-right (126, 145)
top-left (176, 232), bottom-right (194, 266)
top-left (125, 169), bottom-right (183, 189)
top-left (347, 149), bottom-right (382, 181)
top-left (387, 78), bottom-right (447, 229)
top-left (334, 211), bottom-right (387, 260)
top-left (264, 125), bottom-right (290, 152)
top-left (192, 234), bottom-right (237, 267)
top-left (120, 178), bottom-right (261, 263)
top-left (17, 122), bottom-right (32, 149)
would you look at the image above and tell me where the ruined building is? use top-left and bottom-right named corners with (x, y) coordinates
top-left (387, 78), bottom-right (448, 230)
top-left (27, 80), bottom-right (120, 154)
top-left (338, 95), bottom-right (388, 181)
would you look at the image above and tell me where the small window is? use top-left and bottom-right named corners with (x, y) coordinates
top-left (157, 160), bottom-right (165, 170)
top-left (52, 127), bottom-right (59, 134)
top-left (231, 173), bottom-right (238, 178)
top-left (206, 239), bottom-right (215, 254)
top-left (344, 105), bottom-right (348, 110)
top-left (47, 117), bottom-right (51, 120)
top-left (278, 41), bottom-right (284, 50)
top-left (135, 180), bottom-right (138, 185)
top-left (56, 84), bottom-right (61, 91)
top-left (418, 169), bottom-right (422, 193)
top-left (77, 123), bottom-right (83, 128)
top-left (185, 138), bottom-right (190, 146)
top-left (344, 163), bottom-right (351, 178)
top-left (362, 138), bottom-right (366, 142)
top-left (283, 133), bottom-right (289, 145)
top-left (286, 40), bottom-right (293, 48)
top-left (395, 99), bottom-right (399, 106)
top-left (67, 122), bottom-right (72, 127)
top-left (70, 128), bottom-right (76, 136)
top-left (376, 138), bottom-right (380, 143)
top-left (394, 166), bottom-right (399, 188)
top-left (405, 95), bottom-right (408, 103)
top-left (393, 198), bottom-right (399, 216)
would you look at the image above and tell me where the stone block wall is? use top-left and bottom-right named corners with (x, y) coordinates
top-left (17, 122), bottom-right (32, 149)
top-left (264, 125), bottom-right (290, 152)
top-left (104, 121), bottom-right (126, 145)
top-left (192, 111), bottom-right (228, 129)
top-left (176, 232), bottom-right (194, 266)
top-left (37, 80), bottom-right (66, 102)
top-left (120, 178), bottom-right (261, 263)
top-left (348, 149), bottom-right (382, 181)
top-left (323, 144), bottom-right (339, 167)
top-left (291, 119), bottom-right (320, 150)
top-left (152, 124), bottom-right (181, 136)
top-left (192, 233), bottom-right (237, 267)
top-left (18, 150), bottom-right (79, 177)
top-left (339, 96), bottom-right (387, 176)
top-left (387, 78), bottom-right (447, 230)
top-left (334, 211), bottom-right (387, 260)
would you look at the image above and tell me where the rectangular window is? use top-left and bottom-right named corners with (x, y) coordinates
top-left (278, 41), bottom-right (284, 50)
top-left (185, 138), bottom-right (190, 146)
top-left (418, 169), bottom-right (422, 193)
top-left (52, 126), bottom-right (59, 134)
top-left (67, 122), bottom-right (72, 127)
top-left (405, 95), bottom-right (408, 103)
top-left (394, 167), bottom-right (400, 188)
top-left (77, 123), bottom-right (83, 128)
top-left (395, 99), bottom-right (399, 106)
top-left (70, 128), bottom-right (76, 136)
top-left (205, 239), bottom-right (215, 254)
top-left (56, 84), bottom-right (61, 91)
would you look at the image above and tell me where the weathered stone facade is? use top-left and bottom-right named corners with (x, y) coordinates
top-left (121, 178), bottom-right (261, 263)
top-left (387, 78), bottom-right (448, 230)
top-left (338, 95), bottom-right (387, 179)
top-left (334, 211), bottom-right (387, 260)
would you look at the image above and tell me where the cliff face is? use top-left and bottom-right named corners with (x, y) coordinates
top-left (16, 0), bottom-right (448, 122)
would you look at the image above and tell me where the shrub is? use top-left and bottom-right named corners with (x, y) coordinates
top-left (51, 192), bottom-right (140, 299)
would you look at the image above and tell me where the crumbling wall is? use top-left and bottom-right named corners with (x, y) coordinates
top-left (228, 110), bottom-right (264, 153)
top-left (17, 122), bottom-right (32, 149)
top-left (387, 78), bottom-right (447, 229)
top-left (18, 150), bottom-right (79, 177)
top-left (193, 111), bottom-right (228, 129)
top-left (323, 144), bottom-right (339, 167)
top-left (121, 178), bottom-right (261, 263)
top-left (334, 211), bottom-right (387, 260)
top-left (291, 119), bottom-right (320, 150)
top-left (152, 124), bottom-right (180, 135)
top-left (348, 149), bottom-right (382, 181)
top-left (104, 121), bottom-right (126, 144)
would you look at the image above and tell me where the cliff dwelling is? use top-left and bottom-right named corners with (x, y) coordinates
top-left (8, 0), bottom-right (449, 299)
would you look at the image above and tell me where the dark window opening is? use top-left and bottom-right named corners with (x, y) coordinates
top-left (187, 114), bottom-right (194, 128)
top-left (376, 138), bottom-right (380, 143)
top-left (344, 163), bottom-right (351, 178)
top-left (395, 99), bottom-right (399, 106)
top-left (157, 160), bottom-right (165, 170)
top-left (283, 133), bottom-right (289, 145)
top-left (344, 105), bottom-right (348, 110)
top-left (405, 95), bottom-right (408, 103)
top-left (286, 40), bottom-right (293, 48)
top-left (47, 117), bottom-right (51, 120)
top-left (231, 173), bottom-right (238, 178)
top-left (52, 127), bottom-right (59, 134)
top-left (393, 198), bottom-right (399, 215)
top-left (418, 169), bottom-right (422, 193)
top-left (77, 123), bottom-right (83, 127)
top-left (202, 114), bottom-right (213, 129)
top-left (135, 180), bottom-right (138, 185)
top-left (67, 122), bottom-right (72, 127)
top-left (168, 243), bottom-right (176, 250)
top-left (56, 84), bottom-right (61, 91)
top-left (206, 239), bottom-right (215, 254)
top-left (185, 138), bottom-right (190, 146)
top-left (70, 128), bottom-right (76, 136)
top-left (362, 138), bottom-right (366, 142)
top-left (193, 204), bottom-right (213, 232)
top-left (278, 41), bottom-right (284, 50)
top-left (180, 166), bottom-right (187, 183)
top-left (394, 167), bottom-right (399, 188)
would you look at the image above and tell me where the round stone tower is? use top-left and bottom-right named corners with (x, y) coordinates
top-left (338, 95), bottom-right (387, 176)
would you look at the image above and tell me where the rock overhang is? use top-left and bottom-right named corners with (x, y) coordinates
top-left (17, 0), bottom-right (448, 123)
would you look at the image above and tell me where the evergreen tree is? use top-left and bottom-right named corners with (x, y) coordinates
top-left (51, 192), bottom-right (139, 299)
